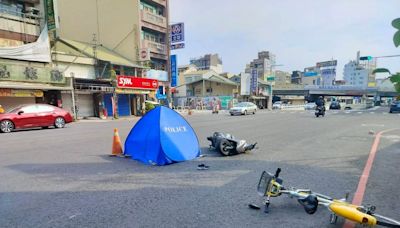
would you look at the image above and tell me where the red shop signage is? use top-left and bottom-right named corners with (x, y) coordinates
top-left (117, 75), bottom-right (158, 90)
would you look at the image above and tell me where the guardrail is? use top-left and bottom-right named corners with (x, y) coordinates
top-left (279, 104), bottom-right (305, 110)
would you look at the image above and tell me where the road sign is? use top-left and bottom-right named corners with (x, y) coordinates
top-left (171, 43), bottom-right (185, 50)
top-left (170, 23), bottom-right (184, 43)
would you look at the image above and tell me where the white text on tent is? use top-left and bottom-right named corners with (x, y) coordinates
top-left (163, 126), bottom-right (187, 133)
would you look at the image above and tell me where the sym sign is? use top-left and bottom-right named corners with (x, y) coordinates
top-left (117, 76), bottom-right (158, 90)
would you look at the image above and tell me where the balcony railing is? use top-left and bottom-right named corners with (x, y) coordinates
top-left (141, 10), bottom-right (166, 28)
top-left (142, 39), bottom-right (166, 55)
top-left (151, 0), bottom-right (166, 7)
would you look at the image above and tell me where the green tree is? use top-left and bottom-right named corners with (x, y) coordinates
top-left (373, 69), bottom-right (400, 96)
top-left (373, 18), bottom-right (400, 97)
top-left (393, 18), bottom-right (400, 47)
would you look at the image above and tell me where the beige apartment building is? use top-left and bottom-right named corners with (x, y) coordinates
top-left (53, 0), bottom-right (169, 116)
top-left (55, 0), bottom-right (168, 72)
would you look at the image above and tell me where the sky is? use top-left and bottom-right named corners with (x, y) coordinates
top-left (170, 0), bottom-right (400, 79)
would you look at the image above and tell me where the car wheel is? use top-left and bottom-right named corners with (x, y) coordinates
top-left (54, 117), bottom-right (65, 128)
top-left (253, 109), bottom-right (256, 114)
top-left (230, 113), bottom-right (234, 116)
top-left (244, 110), bottom-right (247, 115)
top-left (0, 120), bottom-right (14, 133)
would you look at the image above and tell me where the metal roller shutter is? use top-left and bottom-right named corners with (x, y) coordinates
top-left (117, 94), bottom-right (130, 116)
top-left (76, 94), bottom-right (94, 117)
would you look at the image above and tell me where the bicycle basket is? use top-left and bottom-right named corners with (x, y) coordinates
top-left (257, 171), bottom-right (274, 196)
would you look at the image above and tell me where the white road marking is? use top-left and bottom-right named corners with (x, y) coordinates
top-left (361, 124), bottom-right (385, 127)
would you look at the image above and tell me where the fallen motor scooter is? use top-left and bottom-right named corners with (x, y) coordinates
top-left (207, 132), bottom-right (257, 156)
top-left (315, 106), bottom-right (325, 117)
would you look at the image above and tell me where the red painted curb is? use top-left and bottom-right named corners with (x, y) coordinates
top-left (343, 129), bottom-right (395, 228)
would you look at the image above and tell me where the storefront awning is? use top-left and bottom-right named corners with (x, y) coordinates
top-left (60, 39), bottom-right (148, 69)
top-left (0, 81), bottom-right (72, 91)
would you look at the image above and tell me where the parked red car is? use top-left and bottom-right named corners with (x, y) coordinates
top-left (0, 104), bottom-right (73, 133)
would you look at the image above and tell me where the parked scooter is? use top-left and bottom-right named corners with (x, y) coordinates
top-left (207, 132), bottom-right (257, 156)
top-left (315, 106), bottom-right (325, 117)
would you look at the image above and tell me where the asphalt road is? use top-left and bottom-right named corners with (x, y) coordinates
top-left (0, 108), bottom-right (399, 228)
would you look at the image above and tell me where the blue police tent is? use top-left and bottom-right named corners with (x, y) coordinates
top-left (124, 106), bottom-right (200, 165)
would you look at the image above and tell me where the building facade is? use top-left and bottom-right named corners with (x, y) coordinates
top-left (302, 66), bottom-right (322, 86)
top-left (0, 0), bottom-right (72, 112)
top-left (52, 0), bottom-right (169, 117)
top-left (190, 54), bottom-right (223, 74)
top-left (291, 71), bottom-right (303, 84)
top-left (245, 51), bottom-right (276, 81)
top-left (274, 70), bottom-right (291, 86)
top-left (343, 60), bottom-right (369, 88)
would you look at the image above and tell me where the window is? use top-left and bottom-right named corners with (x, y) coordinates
top-left (37, 105), bottom-right (54, 112)
top-left (21, 105), bottom-right (38, 114)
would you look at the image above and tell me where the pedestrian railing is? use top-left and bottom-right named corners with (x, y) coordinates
top-left (279, 104), bottom-right (306, 110)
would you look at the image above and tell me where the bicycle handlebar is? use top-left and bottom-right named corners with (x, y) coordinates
top-left (274, 168), bottom-right (281, 178)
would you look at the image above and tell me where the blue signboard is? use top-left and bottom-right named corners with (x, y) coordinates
top-left (321, 69), bottom-right (336, 75)
top-left (170, 54), bottom-right (177, 87)
top-left (250, 69), bottom-right (258, 93)
top-left (304, 72), bottom-right (318, 77)
top-left (156, 86), bottom-right (167, 100)
top-left (171, 43), bottom-right (185, 50)
top-left (170, 23), bottom-right (184, 43)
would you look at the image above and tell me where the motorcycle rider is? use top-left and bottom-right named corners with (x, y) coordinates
top-left (315, 96), bottom-right (326, 112)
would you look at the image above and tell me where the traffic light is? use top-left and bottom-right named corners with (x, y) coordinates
top-left (359, 56), bottom-right (373, 61)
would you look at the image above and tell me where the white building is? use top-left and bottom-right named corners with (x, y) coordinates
top-left (245, 51), bottom-right (276, 81)
top-left (343, 61), bottom-right (369, 88)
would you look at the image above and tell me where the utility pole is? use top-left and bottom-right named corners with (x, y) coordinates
top-left (69, 72), bottom-right (77, 120)
top-left (268, 64), bottom-right (284, 110)
top-left (166, 0), bottom-right (172, 108)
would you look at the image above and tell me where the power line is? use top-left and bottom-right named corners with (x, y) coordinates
top-left (373, 54), bottom-right (400, 58)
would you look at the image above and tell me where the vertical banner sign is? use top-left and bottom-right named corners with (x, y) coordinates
top-left (250, 69), bottom-right (258, 94)
top-left (240, 73), bottom-right (250, 95)
top-left (170, 55), bottom-right (177, 87)
top-left (44, 0), bottom-right (56, 30)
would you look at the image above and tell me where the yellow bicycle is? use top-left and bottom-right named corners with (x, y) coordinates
top-left (252, 168), bottom-right (400, 227)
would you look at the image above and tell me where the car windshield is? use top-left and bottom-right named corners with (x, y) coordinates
top-left (7, 106), bottom-right (23, 113)
top-left (235, 103), bottom-right (247, 107)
